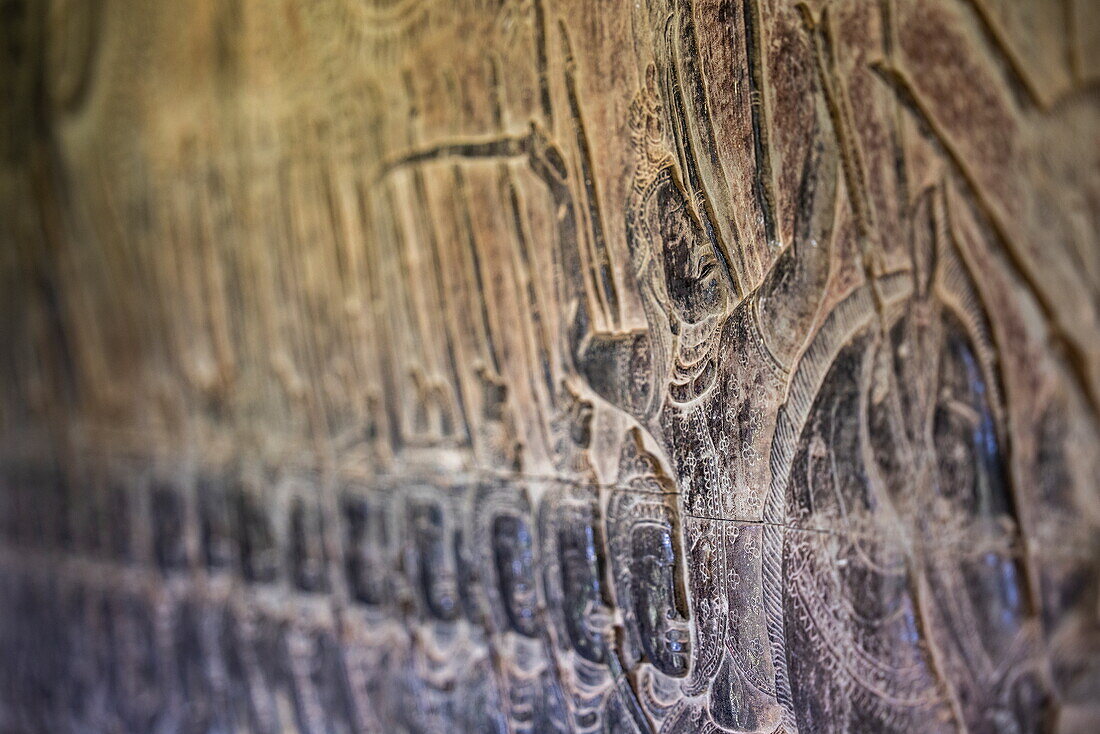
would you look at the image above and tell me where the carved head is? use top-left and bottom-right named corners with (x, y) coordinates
top-left (492, 513), bottom-right (540, 637)
top-left (539, 485), bottom-right (613, 669)
top-left (234, 484), bottom-right (279, 584)
top-left (409, 499), bottom-right (460, 622)
top-left (627, 74), bottom-right (731, 335)
top-left (554, 379), bottom-right (594, 450)
top-left (475, 483), bottom-right (546, 641)
top-left (607, 429), bottom-right (692, 677)
top-left (288, 496), bottom-right (329, 593)
top-left (556, 501), bottom-right (607, 663)
top-left (632, 520), bottom-right (690, 676)
top-left (342, 494), bottom-right (388, 606)
top-left (659, 176), bottom-right (727, 325)
top-left (630, 168), bottom-right (730, 329)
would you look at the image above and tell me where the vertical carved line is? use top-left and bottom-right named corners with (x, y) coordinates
top-left (799, 5), bottom-right (876, 249)
top-left (400, 72), bottom-right (473, 445)
top-left (964, 0), bottom-right (1056, 109)
top-left (879, 0), bottom-right (910, 216)
top-left (443, 72), bottom-right (505, 377)
top-left (559, 21), bottom-right (621, 329)
top-left (488, 56), bottom-right (553, 454)
top-left (743, 0), bottom-right (779, 249)
top-left (532, 0), bottom-right (554, 126)
top-left (356, 175), bottom-right (402, 452)
top-left (451, 165), bottom-right (503, 376)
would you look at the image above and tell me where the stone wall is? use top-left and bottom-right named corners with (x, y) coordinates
top-left (1, 1), bottom-right (1099, 731)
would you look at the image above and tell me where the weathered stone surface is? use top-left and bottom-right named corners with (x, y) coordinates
top-left (1, 1), bottom-right (1099, 732)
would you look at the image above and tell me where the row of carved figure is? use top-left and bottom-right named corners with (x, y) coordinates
top-left (1, 335), bottom-right (1049, 734)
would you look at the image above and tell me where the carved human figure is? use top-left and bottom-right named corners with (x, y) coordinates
top-left (876, 191), bottom-right (1044, 733)
top-left (409, 498), bottom-right (461, 623)
top-left (534, 66), bottom-right (838, 732)
top-left (287, 494), bottom-right (329, 594)
top-left (198, 473), bottom-right (236, 572)
top-left (105, 594), bottom-right (163, 732)
top-left (401, 487), bottom-right (501, 733)
top-left (341, 493), bottom-right (389, 607)
top-left (604, 428), bottom-right (694, 733)
top-left (169, 601), bottom-right (223, 732)
top-left (233, 480), bottom-right (279, 584)
top-left (339, 484), bottom-right (420, 731)
top-left (775, 187), bottom-right (1044, 732)
top-left (539, 383), bottom-right (618, 732)
top-left (150, 481), bottom-right (186, 573)
top-left (380, 26), bottom-right (834, 731)
top-left (475, 480), bottom-right (572, 734)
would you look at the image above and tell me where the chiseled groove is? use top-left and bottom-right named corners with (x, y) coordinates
top-left (742, 0), bottom-right (780, 250)
top-left (559, 21), bottom-right (621, 329)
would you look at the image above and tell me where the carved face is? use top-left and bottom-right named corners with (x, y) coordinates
top-left (650, 179), bottom-right (728, 326)
top-left (199, 477), bottom-right (234, 571)
top-left (234, 489), bottom-right (278, 583)
top-left (630, 521), bottom-right (690, 676)
top-left (558, 506), bottom-right (606, 662)
top-left (411, 502), bottom-right (459, 621)
top-left (289, 497), bottom-right (328, 593)
top-left (492, 514), bottom-right (539, 637)
top-left (342, 496), bottom-right (386, 606)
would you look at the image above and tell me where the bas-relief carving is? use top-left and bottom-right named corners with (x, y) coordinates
top-left (771, 186), bottom-right (1043, 733)
top-left (2, 0), bottom-right (1099, 732)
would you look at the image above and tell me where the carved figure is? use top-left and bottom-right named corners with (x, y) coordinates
top-left (770, 185), bottom-right (1046, 732)
top-left (552, 58), bottom-right (838, 733)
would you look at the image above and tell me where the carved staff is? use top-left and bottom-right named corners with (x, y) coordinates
top-left (359, 136), bottom-right (406, 454)
top-left (398, 72), bottom-right (473, 446)
top-left (443, 73), bottom-right (506, 383)
top-left (559, 22), bottom-right (622, 330)
top-left (483, 56), bottom-right (565, 467)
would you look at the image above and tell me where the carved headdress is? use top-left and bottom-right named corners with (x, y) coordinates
top-left (624, 69), bottom-right (680, 414)
top-left (626, 66), bottom-right (678, 331)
